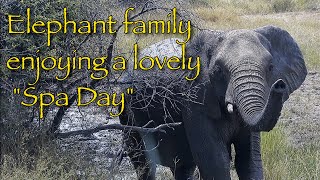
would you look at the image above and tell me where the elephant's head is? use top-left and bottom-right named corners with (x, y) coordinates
top-left (187, 26), bottom-right (307, 131)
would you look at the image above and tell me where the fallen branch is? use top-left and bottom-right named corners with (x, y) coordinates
top-left (55, 122), bottom-right (182, 138)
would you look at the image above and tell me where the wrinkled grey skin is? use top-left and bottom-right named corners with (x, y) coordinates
top-left (119, 26), bottom-right (307, 180)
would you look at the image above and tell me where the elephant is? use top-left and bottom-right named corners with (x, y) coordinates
top-left (119, 25), bottom-right (307, 180)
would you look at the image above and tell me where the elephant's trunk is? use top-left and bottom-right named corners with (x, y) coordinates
top-left (250, 79), bottom-right (286, 131)
top-left (229, 61), bottom-right (286, 131)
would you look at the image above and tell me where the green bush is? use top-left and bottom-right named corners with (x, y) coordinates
top-left (272, 0), bottom-right (294, 12)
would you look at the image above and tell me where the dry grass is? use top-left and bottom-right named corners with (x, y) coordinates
top-left (193, 0), bottom-right (320, 14)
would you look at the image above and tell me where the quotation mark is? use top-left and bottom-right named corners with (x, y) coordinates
top-left (13, 88), bottom-right (21, 94)
top-left (127, 88), bottom-right (134, 94)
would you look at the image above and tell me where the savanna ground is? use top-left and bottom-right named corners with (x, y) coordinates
top-left (1, 0), bottom-right (320, 179)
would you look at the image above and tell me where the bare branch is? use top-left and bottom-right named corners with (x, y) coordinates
top-left (55, 122), bottom-right (182, 138)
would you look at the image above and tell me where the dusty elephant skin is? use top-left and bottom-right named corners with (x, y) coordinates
top-left (119, 25), bottom-right (307, 180)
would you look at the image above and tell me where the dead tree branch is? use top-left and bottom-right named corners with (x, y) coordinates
top-left (55, 122), bottom-right (182, 138)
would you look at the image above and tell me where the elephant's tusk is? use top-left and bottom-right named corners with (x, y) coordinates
top-left (227, 104), bottom-right (234, 113)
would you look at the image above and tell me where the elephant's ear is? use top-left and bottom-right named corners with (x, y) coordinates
top-left (255, 25), bottom-right (307, 100)
top-left (186, 30), bottom-right (224, 119)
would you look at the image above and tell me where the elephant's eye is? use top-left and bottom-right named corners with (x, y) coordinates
top-left (268, 64), bottom-right (274, 72)
top-left (215, 65), bottom-right (222, 73)
top-left (218, 36), bottom-right (224, 42)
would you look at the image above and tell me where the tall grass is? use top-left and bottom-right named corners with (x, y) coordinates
top-left (262, 127), bottom-right (320, 179)
top-left (1, 139), bottom-right (115, 180)
top-left (192, 0), bottom-right (320, 14)
top-left (1, 141), bottom-right (78, 180)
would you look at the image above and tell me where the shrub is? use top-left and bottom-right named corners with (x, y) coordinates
top-left (272, 0), bottom-right (295, 12)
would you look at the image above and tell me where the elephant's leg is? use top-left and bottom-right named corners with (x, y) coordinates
top-left (234, 131), bottom-right (263, 180)
top-left (123, 131), bottom-right (156, 180)
top-left (170, 164), bottom-right (196, 180)
top-left (119, 106), bottom-right (156, 180)
top-left (196, 141), bottom-right (230, 180)
top-left (182, 104), bottom-right (231, 180)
